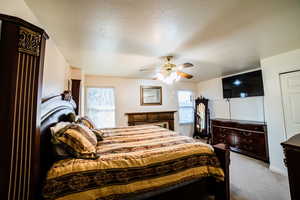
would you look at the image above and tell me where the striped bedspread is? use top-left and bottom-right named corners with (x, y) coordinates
top-left (43, 125), bottom-right (224, 200)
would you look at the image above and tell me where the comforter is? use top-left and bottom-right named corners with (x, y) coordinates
top-left (43, 125), bottom-right (224, 200)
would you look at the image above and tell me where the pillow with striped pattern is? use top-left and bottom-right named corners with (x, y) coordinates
top-left (91, 129), bottom-right (104, 141)
top-left (52, 123), bottom-right (98, 159)
top-left (77, 116), bottom-right (96, 129)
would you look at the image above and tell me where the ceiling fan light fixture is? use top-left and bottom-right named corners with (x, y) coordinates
top-left (155, 71), bottom-right (180, 84)
top-left (150, 56), bottom-right (194, 84)
top-left (175, 74), bottom-right (181, 82)
top-left (156, 72), bottom-right (164, 81)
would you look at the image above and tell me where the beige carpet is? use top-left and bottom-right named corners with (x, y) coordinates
top-left (230, 152), bottom-right (290, 200)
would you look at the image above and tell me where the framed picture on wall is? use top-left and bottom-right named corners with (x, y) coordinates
top-left (140, 86), bottom-right (162, 105)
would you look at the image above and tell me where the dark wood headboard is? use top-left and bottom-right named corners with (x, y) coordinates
top-left (38, 92), bottom-right (76, 198)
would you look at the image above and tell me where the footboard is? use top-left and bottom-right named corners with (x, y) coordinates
top-left (213, 143), bottom-right (230, 200)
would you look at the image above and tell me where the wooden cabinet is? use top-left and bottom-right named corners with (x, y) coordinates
top-left (211, 119), bottom-right (269, 162)
top-left (0, 14), bottom-right (47, 200)
top-left (281, 134), bottom-right (300, 200)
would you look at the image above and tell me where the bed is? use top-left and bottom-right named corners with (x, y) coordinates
top-left (39, 92), bottom-right (230, 200)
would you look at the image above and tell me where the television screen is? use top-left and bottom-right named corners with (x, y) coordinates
top-left (222, 70), bottom-right (264, 98)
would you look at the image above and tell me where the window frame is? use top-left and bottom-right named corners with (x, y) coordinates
top-left (177, 90), bottom-right (194, 125)
top-left (85, 86), bottom-right (117, 128)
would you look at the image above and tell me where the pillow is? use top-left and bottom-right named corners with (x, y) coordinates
top-left (52, 144), bottom-right (71, 158)
top-left (51, 121), bottom-right (71, 134)
top-left (77, 116), bottom-right (96, 129)
top-left (52, 123), bottom-right (98, 159)
top-left (50, 122), bottom-right (72, 158)
top-left (91, 129), bottom-right (104, 141)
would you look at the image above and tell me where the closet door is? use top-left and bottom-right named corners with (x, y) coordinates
top-left (280, 71), bottom-right (300, 139)
top-left (0, 14), bottom-right (48, 200)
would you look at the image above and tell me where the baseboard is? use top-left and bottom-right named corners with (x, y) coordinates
top-left (269, 165), bottom-right (288, 176)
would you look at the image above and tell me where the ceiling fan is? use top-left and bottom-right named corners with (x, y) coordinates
top-left (140, 56), bottom-right (195, 84)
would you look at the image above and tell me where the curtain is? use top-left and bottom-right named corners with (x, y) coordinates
top-left (178, 90), bottom-right (194, 124)
top-left (86, 87), bottom-right (116, 128)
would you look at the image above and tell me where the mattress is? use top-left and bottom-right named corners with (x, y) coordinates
top-left (43, 125), bottom-right (224, 200)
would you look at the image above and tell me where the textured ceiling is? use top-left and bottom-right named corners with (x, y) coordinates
top-left (25, 0), bottom-right (300, 81)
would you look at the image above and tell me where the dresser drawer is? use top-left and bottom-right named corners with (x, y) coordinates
top-left (235, 134), bottom-right (267, 157)
top-left (129, 114), bottom-right (147, 122)
top-left (221, 128), bottom-right (241, 136)
top-left (159, 113), bottom-right (174, 120)
top-left (211, 120), bottom-right (266, 132)
top-left (212, 126), bottom-right (234, 146)
top-left (212, 126), bottom-right (226, 144)
top-left (235, 124), bottom-right (265, 132)
top-left (148, 113), bottom-right (159, 121)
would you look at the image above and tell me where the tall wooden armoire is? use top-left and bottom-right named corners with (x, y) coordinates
top-left (0, 14), bottom-right (48, 200)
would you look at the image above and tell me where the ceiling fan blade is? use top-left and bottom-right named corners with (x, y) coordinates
top-left (177, 71), bottom-right (193, 79)
top-left (178, 63), bottom-right (194, 69)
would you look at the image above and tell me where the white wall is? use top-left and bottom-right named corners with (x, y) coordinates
top-left (197, 77), bottom-right (265, 122)
top-left (261, 48), bottom-right (300, 175)
top-left (0, 0), bottom-right (70, 97)
top-left (197, 78), bottom-right (229, 119)
top-left (85, 75), bottom-right (197, 137)
top-left (43, 41), bottom-right (70, 97)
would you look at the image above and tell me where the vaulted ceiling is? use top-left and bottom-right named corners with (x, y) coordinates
top-left (26, 0), bottom-right (300, 81)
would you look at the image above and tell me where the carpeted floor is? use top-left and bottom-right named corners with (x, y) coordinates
top-left (230, 152), bottom-right (290, 200)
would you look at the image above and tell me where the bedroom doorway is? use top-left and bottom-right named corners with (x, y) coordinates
top-left (280, 70), bottom-right (300, 139)
top-left (85, 87), bottom-right (116, 128)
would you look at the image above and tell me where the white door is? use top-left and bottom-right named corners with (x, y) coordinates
top-left (280, 71), bottom-right (300, 139)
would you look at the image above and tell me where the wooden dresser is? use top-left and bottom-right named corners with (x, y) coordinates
top-left (281, 134), bottom-right (300, 200)
top-left (125, 111), bottom-right (176, 131)
top-left (211, 118), bottom-right (269, 162)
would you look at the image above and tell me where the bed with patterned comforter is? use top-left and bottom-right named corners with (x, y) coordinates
top-left (43, 125), bottom-right (224, 200)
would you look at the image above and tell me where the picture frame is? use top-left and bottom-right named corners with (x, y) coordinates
top-left (140, 86), bottom-right (162, 105)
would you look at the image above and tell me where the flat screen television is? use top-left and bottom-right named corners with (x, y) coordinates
top-left (222, 70), bottom-right (264, 98)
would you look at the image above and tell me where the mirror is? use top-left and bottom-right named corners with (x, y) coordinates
top-left (194, 97), bottom-right (210, 141)
top-left (198, 102), bottom-right (206, 131)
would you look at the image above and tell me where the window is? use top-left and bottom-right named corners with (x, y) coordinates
top-left (85, 87), bottom-right (116, 128)
top-left (178, 90), bottom-right (194, 124)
